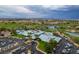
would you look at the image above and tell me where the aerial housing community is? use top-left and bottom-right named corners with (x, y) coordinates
top-left (0, 19), bottom-right (79, 54)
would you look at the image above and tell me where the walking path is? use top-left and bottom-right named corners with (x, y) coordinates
top-left (35, 41), bottom-right (47, 54)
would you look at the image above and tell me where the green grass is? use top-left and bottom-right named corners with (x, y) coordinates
top-left (38, 40), bottom-right (47, 52)
top-left (38, 39), bottom-right (57, 53)
top-left (64, 32), bottom-right (79, 44)
top-left (72, 37), bottom-right (79, 44)
top-left (13, 34), bottom-right (25, 39)
top-left (11, 31), bottom-right (25, 39)
top-left (0, 22), bottom-right (48, 30)
top-left (0, 22), bottom-right (25, 30)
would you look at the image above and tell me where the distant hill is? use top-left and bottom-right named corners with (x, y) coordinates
top-left (0, 18), bottom-right (79, 21)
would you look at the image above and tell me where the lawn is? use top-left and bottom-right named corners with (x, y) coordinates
top-left (0, 22), bottom-right (25, 30)
top-left (64, 32), bottom-right (79, 44)
top-left (0, 22), bottom-right (48, 30)
top-left (11, 31), bottom-right (25, 39)
top-left (13, 34), bottom-right (25, 39)
top-left (38, 40), bottom-right (47, 52)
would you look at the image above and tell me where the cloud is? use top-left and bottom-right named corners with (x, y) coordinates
top-left (42, 5), bottom-right (69, 11)
top-left (0, 5), bottom-right (37, 18)
top-left (0, 5), bottom-right (35, 13)
top-left (0, 5), bottom-right (79, 19)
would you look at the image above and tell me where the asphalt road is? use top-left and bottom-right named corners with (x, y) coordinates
top-left (31, 41), bottom-right (43, 54)
top-left (54, 36), bottom-right (77, 54)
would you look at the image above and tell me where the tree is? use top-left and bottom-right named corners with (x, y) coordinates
top-left (43, 39), bottom-right (58, 54)
top-left (44, 43), bottom-right (52, 54)
top-left (49, 39), bottom-right (57, 48)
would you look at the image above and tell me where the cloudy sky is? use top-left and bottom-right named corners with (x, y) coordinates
top-left (0, 5), bottom-right (79, 19)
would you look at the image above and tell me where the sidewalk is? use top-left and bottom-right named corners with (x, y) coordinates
top-left (35, 41), bottom-right (47, 54)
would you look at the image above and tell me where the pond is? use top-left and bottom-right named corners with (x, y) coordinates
top-left (66, 32), bottom-right (79, 37)
top-left (48, 26), bottom-right (55, 29)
